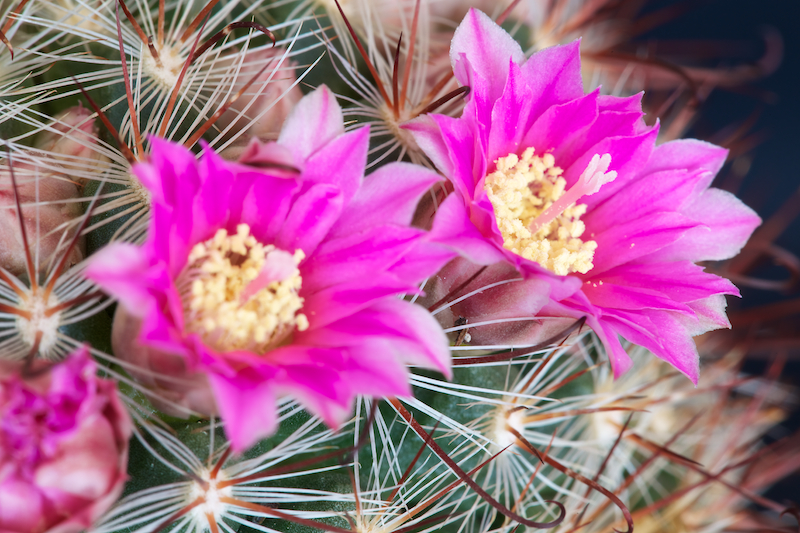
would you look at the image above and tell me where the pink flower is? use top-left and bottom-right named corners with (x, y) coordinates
top-left (86, 86), bottom-right (451, 451)
top-left (0, 347), bottom-right (131, 533)
top-left (407, 9), bottom-right (760, 383)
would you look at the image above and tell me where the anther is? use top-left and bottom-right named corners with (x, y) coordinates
top-left (485, 148), bottom-right (606, 275)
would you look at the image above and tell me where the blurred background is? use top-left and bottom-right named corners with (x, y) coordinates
top-left (646, 0), bottom-right (800, 504)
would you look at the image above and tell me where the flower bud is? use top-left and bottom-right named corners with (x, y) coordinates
top-left (33, 106), bottom-right (109, 188)
top-left (423, 257), bottom-right (577, 347)
top-left (111, 306), bottom-right (216, 418)
top-left (216, 47), bottom-right (303, 150)
top-left (0, 162), bottom-right (83, 277)
top-left (0, 106), bottom-right (106, 277)
top-left (35, 105), bottom-right (102, 176)
top-left (0, 347), bottom-right (131, 533)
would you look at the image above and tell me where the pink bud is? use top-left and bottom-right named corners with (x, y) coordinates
top-left (422, 257), bottom-right (577, 347)
top-left (215, 47), bottom-right (303, 145)
top-left (0, 106), bottom-right (107, 276)
top-left (0, 347), bottom-right (131, 533)
top-left (0, 161), bottom-right (84, 277)
top-left (35, 105), bottom-right (100, 168)
top-left (111, 306), bottom-right (217, 418)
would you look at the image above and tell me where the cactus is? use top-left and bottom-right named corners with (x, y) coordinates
top-left (0, 1), bottom-right (796, 532)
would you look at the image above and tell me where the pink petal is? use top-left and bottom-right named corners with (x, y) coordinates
top-left (85, 243), bottom-right (153, 314)
top-left (651, 188), bottom-right (761, 262)
top-left (517, 89), bottom-right (600, 161)
top-left (190, 144), bottom-right (235, 243)
top-left (208, 369), bottom-right (279, 452)
top-left (486, 59), bottom-right (535, 163)
top-left (431, 112), bottom-right (485, 200)
top-left (274, 184), bottom-right (343, 255)
top-left (278, 85), bottom-right (344, 162)
top-left (561, 114), bottom-right (657, 202)
top-left (299, 298), bottom-right (451, 378)
top-left (301, 126), bottom-right (370, 205)
top-left (234, 168), bottom-right (300, 243)
top-left (301, 225), bottom-right (426, 293)
top-left (331, 162), bottom-right (442, 237)
top-left (403, 115), bottom-right (454, 178)
top-left (590, 212), bottom-right (700, 274)
top-left (589, 262), bottom-right (738, 303)
top-left (606, 309), bottom-right (700, 384)
top-left (590, 315), bottom-right (634, 379)
top-left (518, 40), bottom-right (585, 121)
top-left (450, 8), bottom-right (524, 103)
top-left (302, 275), bottom-right (418, 329)
top-left (584, 167), bottom-right (706, 234)
top-left (581, 282), bottom-right (694, 315)
top-left (684, 294), bottom-right (732, 334)
top-left (643, 139), bottom-right (728, 193)
top-left (428, 194), bottom-right (507, 265)
top-left (237, 138), bottom-right (300, 176)
top-left (138, 136), bottom-right (199, 208)
top-left (0, 476), bottom-right (46, 532)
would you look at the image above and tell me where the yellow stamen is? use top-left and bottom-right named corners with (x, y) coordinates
top-left (484, 147), bottom-right (597, 275)
top-left (179, 224), bottom-right (308, 354)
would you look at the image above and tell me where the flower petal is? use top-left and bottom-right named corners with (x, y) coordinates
top-left (85, 243), bottom-right (154, 313)
top-left (301, 126), bottom-right (370, 205)
top-left (278, 85), bottom-right (344, 162)
top-left (518, 40), bottom-right (585, 120)
top-left (450, 8), bottom-right (524, 104)
top-left (274, 184), bottom-right (344, 255)
top-left (331, 162), bottom-right (442, 237)
top-left (652, 188), bottom-right (761, 262)
top-left (207, 369), bottom-right (279, 452)
top-left (428, 194), bottom-right (507, 265)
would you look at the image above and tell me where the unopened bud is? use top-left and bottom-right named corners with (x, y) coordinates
top-left (35, 105), bottom-right (108, 187)
top-left (422, 257), bottom-right (577, 347)
top-left (0, 347), bottom-right (131, 533)
top-left (0, 161), bottom-right (84, 277)
top-left (216, 47), bottom-right (303, 146)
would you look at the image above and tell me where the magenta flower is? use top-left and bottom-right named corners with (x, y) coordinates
top-left (407, 9), bottom-right (759, 382)
top-left (0, 347), bottom-right (131, 533)
top-left (86, 86), bottom-right (451, 451)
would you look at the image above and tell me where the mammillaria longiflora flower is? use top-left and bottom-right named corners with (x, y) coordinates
top-left (0, 347), bottom-right (131, 533)
top-left (407, 8), bottom-right (761, 382)
top-left (86, 85), bottom-right (452, 451)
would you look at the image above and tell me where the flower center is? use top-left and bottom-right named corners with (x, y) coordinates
top-left (179, 224), bottom-right (308, 354)
top-left (484, 148), bottom-right (616, 276)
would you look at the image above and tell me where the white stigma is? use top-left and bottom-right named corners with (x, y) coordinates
top-left (528, 153), bottom-right (616, 234)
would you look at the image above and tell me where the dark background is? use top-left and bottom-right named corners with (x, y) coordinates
top-left (646, 0), bottom-right (800, 509)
